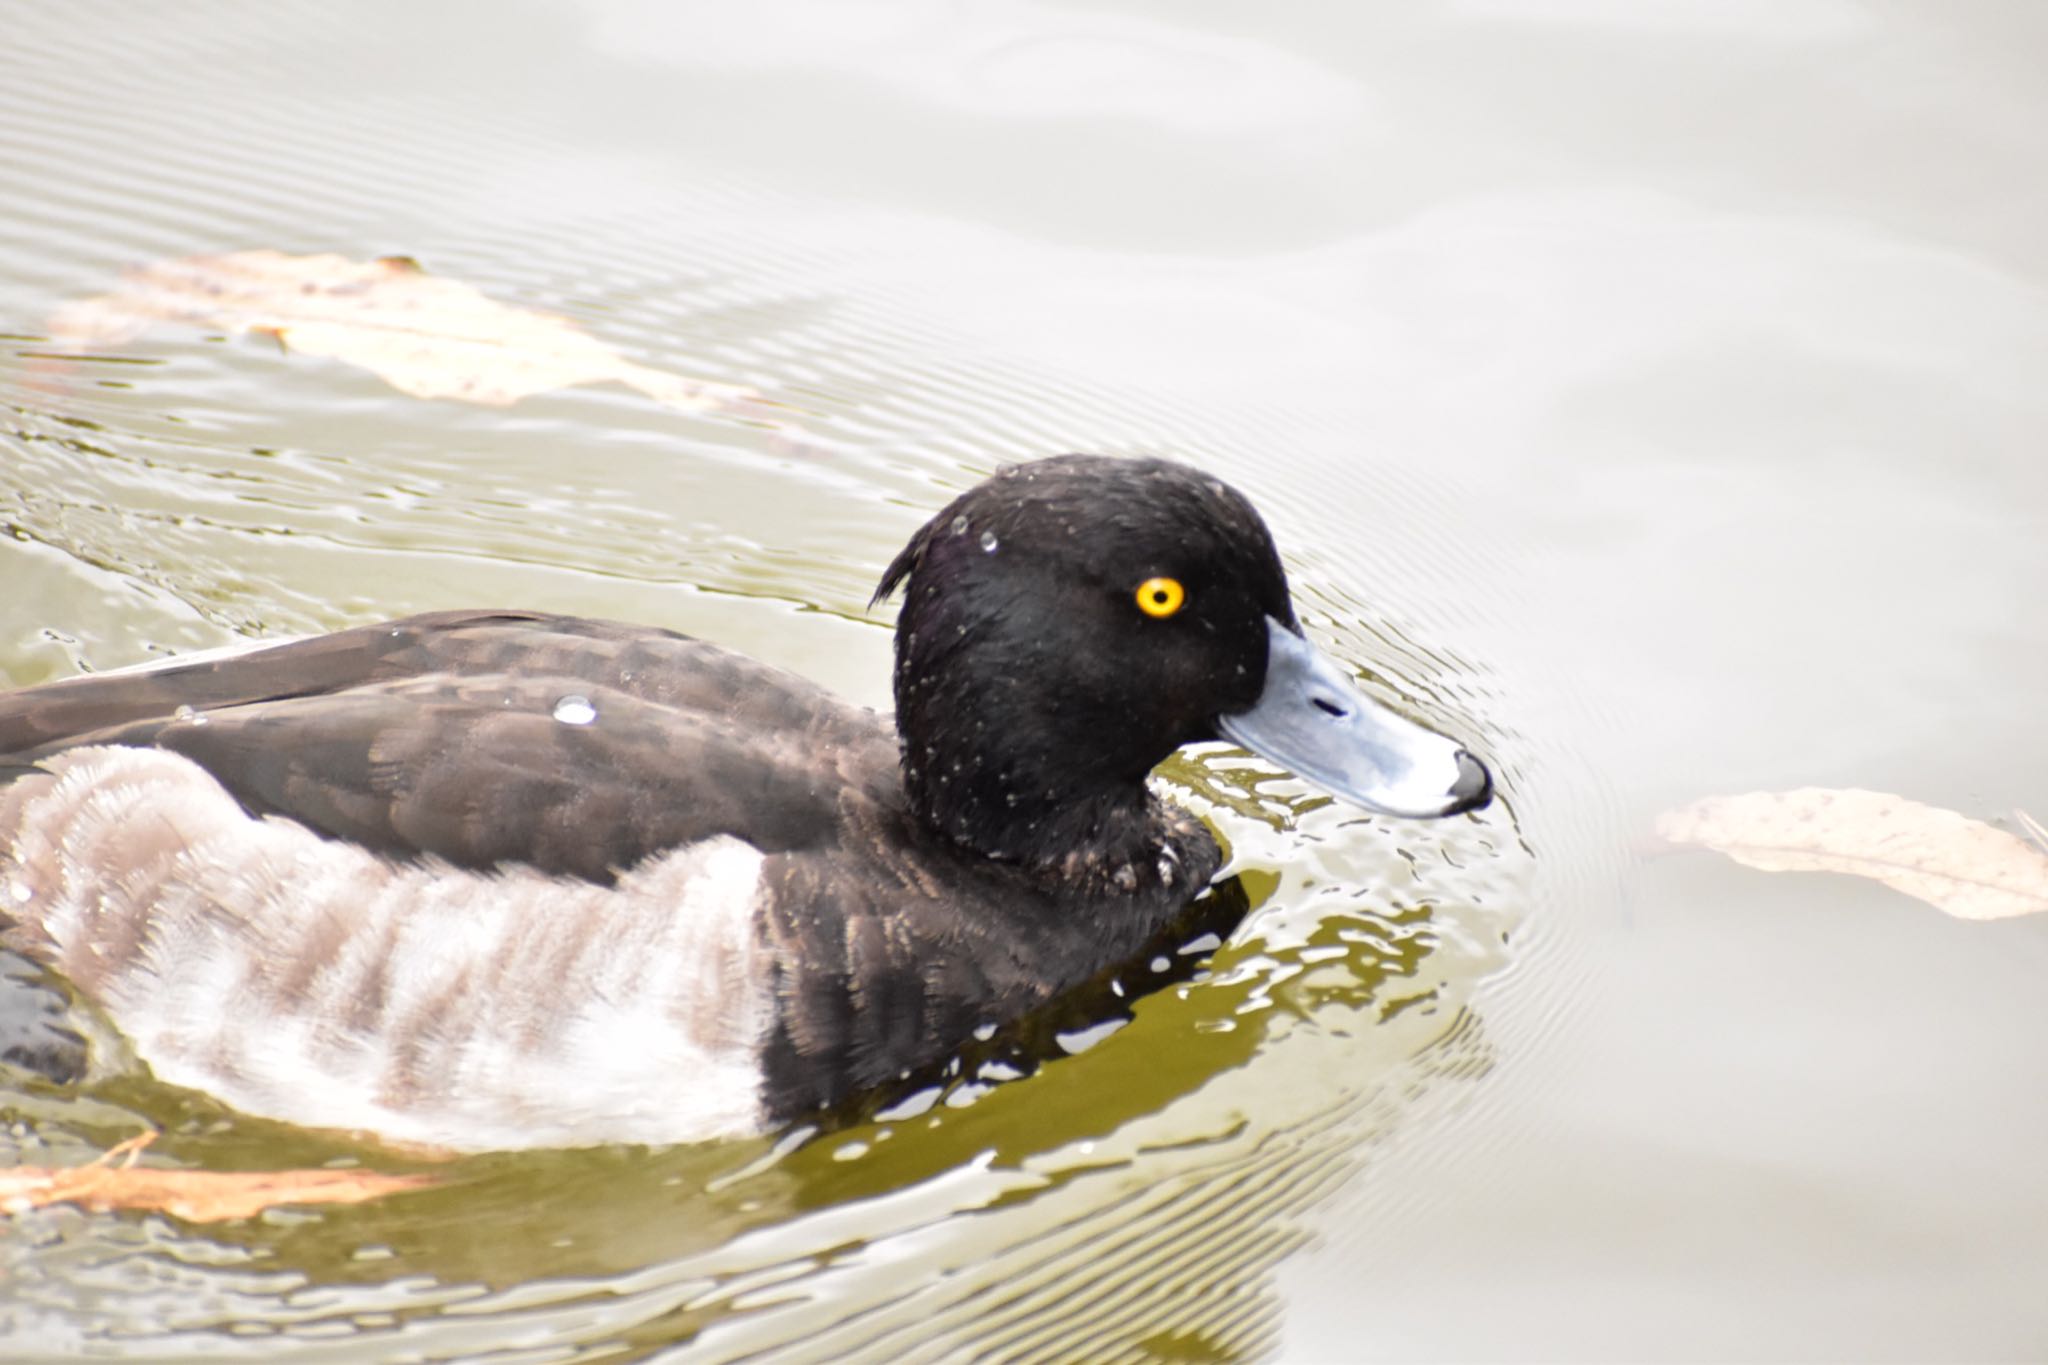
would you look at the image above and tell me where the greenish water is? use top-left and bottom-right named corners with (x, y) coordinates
top-left (2, 2), bottom-right (2045, 1360)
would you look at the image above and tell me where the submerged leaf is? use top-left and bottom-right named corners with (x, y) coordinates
top-left (0, 1131), bottom-right (435, 1223)
top-left (47, 249), bottom-right (758, 410)
top-left (1656, 787), bottom-right (2048, 921)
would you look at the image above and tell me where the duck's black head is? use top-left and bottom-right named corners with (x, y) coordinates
top-left (875, 454), bottom-right (1490, 868)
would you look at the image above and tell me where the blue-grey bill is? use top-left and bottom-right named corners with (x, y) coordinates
top-left (1217, 618), bottom-right (1492, 818)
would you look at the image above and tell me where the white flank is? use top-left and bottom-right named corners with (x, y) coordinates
top-left (2, 747), bottom-right (772, 1151)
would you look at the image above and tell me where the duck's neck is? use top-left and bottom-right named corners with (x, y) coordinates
top-left (896, 706), bottom-right (1151, 868)
top-left (899, 743), bottom-right (1217, 902)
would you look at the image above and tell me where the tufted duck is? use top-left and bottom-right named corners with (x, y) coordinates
top-left (0, 455), bottom-right (1489, 1150)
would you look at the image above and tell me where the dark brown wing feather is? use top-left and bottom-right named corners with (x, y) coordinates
top-left (0, 611), bottom-right (899, 884)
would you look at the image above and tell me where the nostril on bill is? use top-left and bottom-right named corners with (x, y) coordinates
top-left (1310, 695), bottom-right (1347, 718)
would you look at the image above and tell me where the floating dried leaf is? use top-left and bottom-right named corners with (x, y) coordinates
top-left (1656, 787), bottom-right (2048, 921)
top-left (0, 1130), bottom-right (435, 1223)
top-left (47, 249), bottom-right (757, 411)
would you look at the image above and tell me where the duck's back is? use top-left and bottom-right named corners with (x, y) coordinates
top-left (0, 610), bottom-right (897, 882)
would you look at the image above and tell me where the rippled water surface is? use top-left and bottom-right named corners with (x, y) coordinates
top-left (2, 2), bottom-right (2044, 1360)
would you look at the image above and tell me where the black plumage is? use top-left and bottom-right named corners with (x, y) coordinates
top-left (0, 454), bottom-right (1487, 1146)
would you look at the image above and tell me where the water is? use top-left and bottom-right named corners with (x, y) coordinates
top-left (553, 694), bottom-right (599, 726)
top-left (1, 2), bottom-right (2044, 1359)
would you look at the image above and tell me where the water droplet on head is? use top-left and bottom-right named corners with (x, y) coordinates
top-left (172, 704), bottom-right (206, 726)
top-left (8, 881), bottom-right (32, 905)
top-left (979, 531), bottom-right (998, 553)
top-left (950, 515), bottom-right (969, 536)
top-left (552, 694), bottom-right (597, 726)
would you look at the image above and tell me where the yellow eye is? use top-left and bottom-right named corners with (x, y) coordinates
top-left (1135, 576), bottom-right (1185, 618)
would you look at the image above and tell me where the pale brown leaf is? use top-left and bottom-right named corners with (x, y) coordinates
top-left (47, 249), bottom-right (757, 410)
top-left (1656, 787), bottom-right (2048, 921)
top-left (0, 1131), bottom-right (435, 1223)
